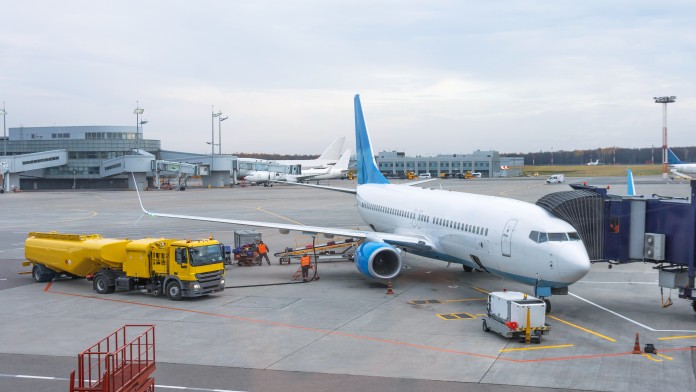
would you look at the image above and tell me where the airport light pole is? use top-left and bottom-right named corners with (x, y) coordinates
top-left (218, 115), bottom-right (228, 155)
top-left (133, 102), bottom-right (144, 152)
top-left (1, 102), bottom-right (6, 156)
top-left (212, 106), bottom-right (221, 157)
top-left (654, 96), bottom-right (676, 179)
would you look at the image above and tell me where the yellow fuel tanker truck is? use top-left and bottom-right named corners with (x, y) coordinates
top-left (23, 232), bottom-right (226, 301)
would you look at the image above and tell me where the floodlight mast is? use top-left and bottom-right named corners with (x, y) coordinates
top-left (653, 96), bottom-right (676, 179)
top-left (133, 102), bottom-right (145, 152)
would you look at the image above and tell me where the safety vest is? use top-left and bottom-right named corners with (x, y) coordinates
top-left (258, 243), bottom-right (267, 254)
top-left (300, 255), bottom-right (311, 267)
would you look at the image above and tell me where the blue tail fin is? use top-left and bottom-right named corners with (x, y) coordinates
top-left (668, 148), bottom-right (685, 165)
top-left (354, 95), bottom-right (389, 185)
top-left (626, 169), bottom-right (636, 196)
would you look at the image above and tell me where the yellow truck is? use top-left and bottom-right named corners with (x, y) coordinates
top-left (23, 232), bottom-right (226, 301)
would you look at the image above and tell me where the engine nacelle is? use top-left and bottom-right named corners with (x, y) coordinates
top-left (354, 242), bottom-right (402, 280)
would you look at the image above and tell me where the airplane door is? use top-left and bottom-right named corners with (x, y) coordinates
top-left (501, 219), bottom-right (518, 257)
top-left (412, 209), bottom-right (421, 229)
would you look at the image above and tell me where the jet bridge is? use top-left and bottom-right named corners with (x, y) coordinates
top-left (153, 160), bottom-right (197, 190)
top-left (536, 182), bottom-right (696, 312)
top-left (1, 150), bottom-right (68, 192)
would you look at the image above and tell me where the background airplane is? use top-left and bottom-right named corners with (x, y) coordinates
top-left (668, 148), bottom-right (696, 179)
top-left (284, 149), bottom-right (352, 183)
top-left (139, 95), bottom-right (591, 310)
top-left (586, 159), bottom-right (600, 166)
top-left (244, 149), bottom-right (352, 185)
top-left (237, 136), bottom-right (346, 177)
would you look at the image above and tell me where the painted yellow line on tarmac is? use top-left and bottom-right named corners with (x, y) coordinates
top-left (548, 315), bottom-right (616, 342)
top-left (656, 353), bottom-right (673, 360)
top-left (642, 354), bottom-right (662, 362)
top-left (471, 286), bottom-right (490, 295)
top-left (444, 298), bottom-right (487, 302)
top-left (658, 334), bottom-right (696, 341)
top-left (500, 344), bottom-right (574, 352)
top-left (256, 207), bottom-right (304, 225)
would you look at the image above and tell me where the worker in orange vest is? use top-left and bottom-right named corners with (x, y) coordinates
top-left (300, 253), bottom-right (311, 282)
top-left (257, 241), bottom-right (271, 265)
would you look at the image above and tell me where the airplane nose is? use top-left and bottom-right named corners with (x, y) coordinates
top-left (558, 247), bottom-right (591, 283)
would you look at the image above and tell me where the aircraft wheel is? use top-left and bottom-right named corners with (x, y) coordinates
top-left (463, 265), bottom-right (473, 272)
top-left (543, 299), bottom-right (551, 314)
top-left (482, 320), bottom-right (491, 333)
top-left (692, 300), bottom-right (696, 313)
top-left (166, 280), bottom-right (183, 301)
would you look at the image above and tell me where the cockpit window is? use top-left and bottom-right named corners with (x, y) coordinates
top-left (529, 231), bottom-right (579, 243)
top-left (548, 233), bottom-right (568, 241)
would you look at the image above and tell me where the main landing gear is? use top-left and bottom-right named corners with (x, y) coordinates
top-left (543, 298), bottom-right (551, 314)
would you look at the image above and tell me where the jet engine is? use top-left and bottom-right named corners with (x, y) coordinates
top-left (354, 242), bottom-right (402, 280)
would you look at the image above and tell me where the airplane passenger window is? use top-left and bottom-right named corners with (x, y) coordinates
top-left (485, 228), bottom-right (488, 236)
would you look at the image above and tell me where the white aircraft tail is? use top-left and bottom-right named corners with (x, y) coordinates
top-left (317, 137), bottom-right (346, 161)
top-left (332, 149), bottom-right (351, 172)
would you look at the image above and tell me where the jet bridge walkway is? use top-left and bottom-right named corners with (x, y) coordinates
top-left (535, 181), bottom-right (696, 313)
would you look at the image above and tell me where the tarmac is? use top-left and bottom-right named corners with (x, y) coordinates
top-left (0, 176), bottom-right (695, 392)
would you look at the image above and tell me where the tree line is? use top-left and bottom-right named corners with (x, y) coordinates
top-left (502, 146), bottom-right (696, 165)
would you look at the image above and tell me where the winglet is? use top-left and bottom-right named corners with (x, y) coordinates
top-left (354, 95), bottom-right (389, 185)
top-left (626, 169), bottom-right (636, 196)
top-left (131, 173), bottom-right (150, 214)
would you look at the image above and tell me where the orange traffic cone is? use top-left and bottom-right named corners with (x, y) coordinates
top-left (632, 333), bottom-right (641, 354)
top-left (386, 281), bottom-right (394, 295)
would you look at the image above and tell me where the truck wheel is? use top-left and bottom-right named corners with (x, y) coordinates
top-left (93, 275), bottom-right (114, 294)
top-left (166, 281), bottom-right (183, 301)
top-left (482, 320), bottom-right (491, 333)
top-left (32, 265), bottom-right (55, 283)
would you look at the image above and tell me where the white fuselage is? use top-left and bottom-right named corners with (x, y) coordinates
top-left (355, 184), bottom-right (591, 288)
top-left (670, 163), bottom-right (696, 175)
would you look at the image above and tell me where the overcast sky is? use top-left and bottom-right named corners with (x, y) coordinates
top-left (2, 1), bottom-right (695, 156)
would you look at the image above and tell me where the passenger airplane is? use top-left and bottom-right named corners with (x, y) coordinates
top-left (138, 95), bottom-right (591, 309)
top-left (587, 159), bottom-right (600, 166)
top-left (244, 149), bottom-right (352, 185)
top-left (668, 148), bottom-right (696, 179)
top-left (237, 136), bottom-right (346, 177)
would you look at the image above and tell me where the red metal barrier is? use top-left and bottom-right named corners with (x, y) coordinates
top-left (70, 324), bottom-right (156, 392)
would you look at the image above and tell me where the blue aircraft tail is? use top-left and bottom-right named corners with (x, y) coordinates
top-left (668, 148), bottom-right (685, 165)
top-left (626, 168), bottom-right (636, 196)
top-left (354, 95), bottom-right (389, 185)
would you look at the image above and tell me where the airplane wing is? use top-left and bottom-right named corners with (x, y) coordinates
top-left (670, 169), bottom-right (693, 180)
top-left (134, 178), bottom-right (432, 249)
top-left (404, 178), bottom-right (437, 186)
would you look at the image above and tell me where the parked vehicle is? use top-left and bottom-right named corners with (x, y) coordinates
top-left (546, 174), bottom-right (565, 184)
top-left (23, 231), bottom-right (226, 300)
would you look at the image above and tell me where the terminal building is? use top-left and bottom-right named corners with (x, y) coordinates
top-left (0, 125), bottom-right (239, 191)
top-left (0, 126), bottom-right (523, 191)
top-left (376, 150), bottom-right (503, 178)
